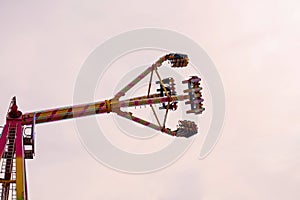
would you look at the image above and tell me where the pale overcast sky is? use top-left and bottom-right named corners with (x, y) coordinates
top-left (0, 0), bottom-right (299, 200)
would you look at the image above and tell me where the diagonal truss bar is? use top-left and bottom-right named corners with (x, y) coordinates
top-left (116, 111), bottom-right (176, 136)
top-left (147, 69), bottom-right (154, 98)
top-left (149, 104), bottom-right (162, 128)
top-left (154, 69), bottom-right (170, 97)
top-left (114, 65), bottom-right (154, 99)
top-left (115, 54), bottom-right (169, 99)
top-left (162, 101), bottom-right (170, 128)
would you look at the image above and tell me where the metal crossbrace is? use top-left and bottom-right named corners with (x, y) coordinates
top-left (154, 69), bottom-right (170, 97)
top-left (154, 69), bottom-right (172, 128)
top-left (147, 69), bottom-right (154, 98)
top-left (162, 101), bottom-right (170, 128)
top-left (149, 105), bottom-right (162, 128)
top-left (147, 68), bottom-right (163, 128)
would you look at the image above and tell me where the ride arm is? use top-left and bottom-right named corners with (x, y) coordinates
top-left (21, 94), bottom-right (189, 126)
top-left (22, 100), bottom-right (111, 125)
